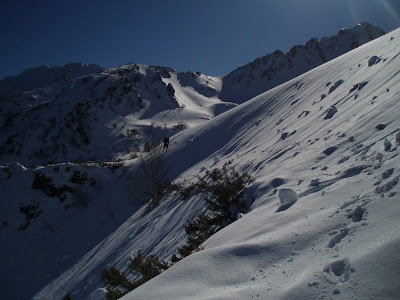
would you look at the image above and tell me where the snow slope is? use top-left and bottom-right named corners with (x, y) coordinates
top-left (122, 27), bottom-right (400, 300)
top-left (219, 22), bottom-right (385, 103)
top-left (31, 27), bottom-right (400, 300)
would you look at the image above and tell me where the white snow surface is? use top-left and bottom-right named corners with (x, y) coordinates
top-left (1, 25), bottom-right (399, 300)
top-left (118, 28), bottom-right (400, 300)
top-left (30, 27), bottom-right (400, 300)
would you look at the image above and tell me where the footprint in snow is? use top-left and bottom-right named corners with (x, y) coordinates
top-left (347, 206), bottom-right (366, 222)
top-left (280, 130), bottom-right (297, 140)
top-left (323, 258), bottom-right (354, 283)
top-left (298, 111), bottom-right (310, 118)
top-left (327, 228), bottom-right (349, 248)
top-left (291, 99), bottom-right (300, 105)
top-left (324, 106), bottom-right (337, 119)
top-left (349, 81), bottom-right (368, 93)
top-left (384, 138), bottom-right (392, 152)
top-left (368, 56), bottom-right (382, 67)
top-left (323, 146), bottom-right (337, 156)
top-left (328, 79), bottom-right (344, 94)
top-left (375, 175), bottom-right (400, 196)
top-left (375, 123), bottom-right (387, 131)
top-left (382, 168), bottom-right (395, 180)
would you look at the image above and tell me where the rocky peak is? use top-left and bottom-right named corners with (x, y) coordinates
top-left (219, 23), bottom-right (385, 103)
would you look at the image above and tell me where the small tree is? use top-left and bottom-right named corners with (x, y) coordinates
top-left (101, 267), bottom-right (136, 300)
top-left (62, 292), bottom-right (73, 300)
top-left (101, 166), bottom-right (252, 297)
top-left (101, 251), bottom-right (170, 300)
top-left (131, 143), bottom-right (168, 209)
top-left (129, 251), bottom-right (170, 282)
top-left (172, 166), bottom-right (251, 261)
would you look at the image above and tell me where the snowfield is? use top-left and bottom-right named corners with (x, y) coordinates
top-left (1, 24), bottom-right (399, 300)
top-left (118, 27), bottom-right (400, 300)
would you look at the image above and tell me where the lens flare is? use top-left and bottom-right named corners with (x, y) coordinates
top-left (381, 0), bottom-right (400, 25)
top-left (346, 0), bottom-right (400, 28)
top-left (345, 0), bottom-right (359, 25)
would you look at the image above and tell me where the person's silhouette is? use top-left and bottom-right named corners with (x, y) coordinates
top-left (163, 137), bottom-right (170, 152)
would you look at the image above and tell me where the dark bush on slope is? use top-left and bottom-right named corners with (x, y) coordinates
top-left (101, 166), bottom-right (251, 298)
top-left (172, 166), bottom-right (252, 261)
top-left (17, 200), bottom-right (42, 231)
top-left (62, 292), bottom-right (74, 300)
top-left (101, 251), bottom-right (170, 300)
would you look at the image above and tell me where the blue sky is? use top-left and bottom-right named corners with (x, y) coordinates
top-left (1, 0), bottom-right (400, 79)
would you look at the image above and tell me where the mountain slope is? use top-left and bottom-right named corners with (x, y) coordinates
top-left (32, 27), bottom-right (400, 300)
top-left (0, 62), bottom-right (104, 96)
top-left (0, 64), bottom-right (233, 166)
top-left (0, 66), bottom-right (233, 300)
top-left (0, 23), bottom-right (383, 168)
top-left (218, 22), bottom-right (385, 103)
top-left (121, 26), bottom-right (400, 300)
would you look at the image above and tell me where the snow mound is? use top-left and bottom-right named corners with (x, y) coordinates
top-left (276, 188), bottom-right (299, 212)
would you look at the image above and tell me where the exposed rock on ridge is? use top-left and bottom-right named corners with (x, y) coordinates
top-left (219, 23), bottom-right (385, 103)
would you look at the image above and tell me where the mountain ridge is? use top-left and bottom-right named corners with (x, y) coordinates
top-left (219, 22), bottom-right (385, 103)
top-left (0, 23), bottom-right (385, 102)
top-left (0, 62), bottom-right (104, 96)
top-left (0, 23), bottom-right (385, 167)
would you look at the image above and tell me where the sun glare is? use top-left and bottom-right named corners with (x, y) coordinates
top-left (345, 0), bottom-right (400, 28)
top-left (381, 0), bottom-right (400, 25)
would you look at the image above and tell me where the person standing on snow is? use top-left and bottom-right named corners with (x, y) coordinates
top-left (163, 137), bottom-right (170, 152)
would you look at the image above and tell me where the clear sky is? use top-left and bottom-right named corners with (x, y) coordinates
top-left (1, 0), bottom-right (400, 79)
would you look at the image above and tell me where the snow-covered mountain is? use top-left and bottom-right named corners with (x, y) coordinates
top-left (2, 23), bottom-right (399, 300)
top-left (0, 24), bottom-right (384, 168)
top-left (0, 64), bottom-right (235, 166)
top-left (219, 22), bottom-right (385, 103)
top-left (0, 23), bottom-right (384, 168)
top-left (0, 63), bottom-right (104, 96)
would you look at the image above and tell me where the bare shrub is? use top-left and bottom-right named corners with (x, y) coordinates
top-left (172, 121), bottom-right (188, 131)
top-left (130, 145), bottom-right (168, 209)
